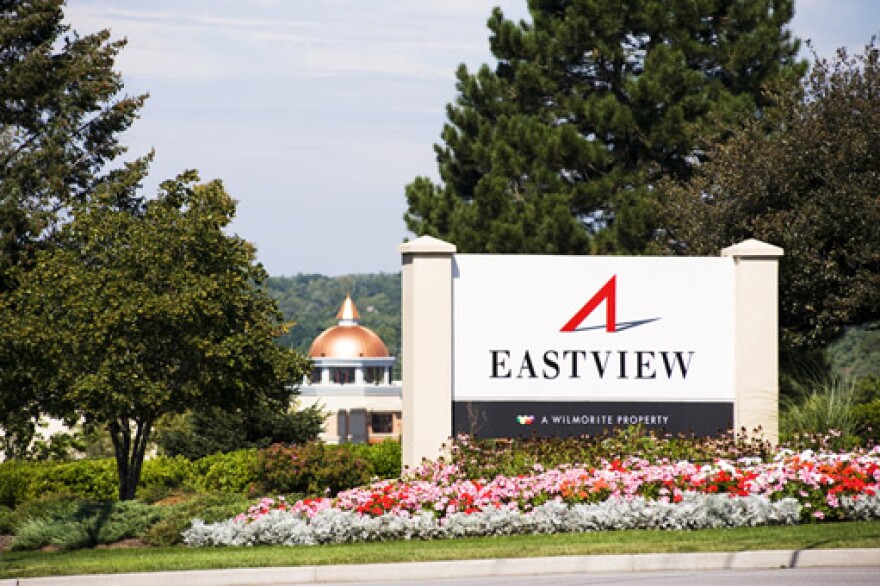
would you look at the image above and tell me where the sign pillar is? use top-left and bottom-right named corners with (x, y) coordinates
top-left (722, 239), bottom-right (784, 444)
top-left (399, 236), bottom-right (456, 469)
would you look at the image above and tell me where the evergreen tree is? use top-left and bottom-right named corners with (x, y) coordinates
top-left (405, 0), bottom-right (804, 254)
top-left (155, 402), bottom-right (326, 461)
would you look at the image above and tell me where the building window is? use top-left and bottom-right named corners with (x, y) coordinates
top-left (330, 367), bottom-right (355, 384)
top-left (370, 412), bottom-right (394, 434)
top-left (363, 367), bottom-right (384, 384)
top-left (310, 367), bottom-right (322, 383)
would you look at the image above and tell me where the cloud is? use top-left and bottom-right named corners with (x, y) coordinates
top-left (63, 1), bottom-right (520, 82)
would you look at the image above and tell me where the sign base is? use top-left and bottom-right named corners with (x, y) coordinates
top-left (453, 401), bottom-right (734, 438)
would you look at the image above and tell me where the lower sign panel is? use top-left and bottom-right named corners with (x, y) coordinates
top-left (453, 401), bottom-right (734, 438)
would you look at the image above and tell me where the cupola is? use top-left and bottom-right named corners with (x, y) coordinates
top-left (308, 295), bottom-right (390, 359)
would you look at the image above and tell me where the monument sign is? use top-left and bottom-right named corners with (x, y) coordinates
top-left (399, 237), bottom-right (782, 468)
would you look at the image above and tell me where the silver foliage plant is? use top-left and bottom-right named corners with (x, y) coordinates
top-left (841, 494), bottom-right (880, 521)
top-left (182, 493), bottom-right (830, 547)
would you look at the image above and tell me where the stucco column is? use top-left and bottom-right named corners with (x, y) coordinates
top-left (399, 236), bottom-right (456, 469)
top-left (721, 239), bottom-right (784, 444)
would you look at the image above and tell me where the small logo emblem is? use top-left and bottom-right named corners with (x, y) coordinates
top-left (516, 415), bottom-right (535, 425)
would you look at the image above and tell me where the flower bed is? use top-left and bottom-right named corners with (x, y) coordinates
top-left (183, 446), bottom-right (880, 547)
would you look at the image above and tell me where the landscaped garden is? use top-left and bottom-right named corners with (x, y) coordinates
top-left (3, 428), bottom-right (879, 555)
top-left (184, 431), bottom-right (880, 546)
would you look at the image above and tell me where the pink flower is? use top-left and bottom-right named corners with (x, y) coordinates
top-left (235, 445), bottom-right (880, 525)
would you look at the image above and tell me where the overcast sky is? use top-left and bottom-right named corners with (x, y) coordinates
top-left (64, 1), bottom-right (878, 277)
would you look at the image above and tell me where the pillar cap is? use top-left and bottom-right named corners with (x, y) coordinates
top-left (398, 235), bottom-right (457, 255)
top-left (721, 238), bottom-right (783, 258)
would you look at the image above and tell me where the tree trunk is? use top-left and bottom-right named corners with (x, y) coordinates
top-left (109, 417), bottom-right (153, 501)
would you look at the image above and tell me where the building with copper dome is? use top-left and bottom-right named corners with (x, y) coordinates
top-left (297, 295), bottom-right (402, 444)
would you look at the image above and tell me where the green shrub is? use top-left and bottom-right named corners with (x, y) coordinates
top-left (312, 444), bottom-right (373, 494)
top-left (352, 439), bottom-right (402, 480)
top-left (144, 492), bottom-right (252, 546)
top-left (853, 398), bottom-right (880, 442)
top-left (6, 494), bottom-right (82, 530)
top-left (139, 455), bottom-right (195, 492)
top-left (9, 496), bottom-right (166, 551)
top-left (1, 449), bottom-right (265, 511)
top-left (193, 449), bottom-right (259, 494)
top-left (255, 442), bottom-right (372, 496)
top-left (17, 459), bottom-right (118, 504)
top-left (854, 376), bottom-right (880, 404)
top-left (0, 460), bottom-right (32, 508)
top-left (0, 504), bottom-right (12, 533)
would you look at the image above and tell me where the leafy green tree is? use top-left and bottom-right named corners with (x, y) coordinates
top-left (656, 42), bottom-right (880, 352)
top-left (0, 0), bottom-right (147, 453)
top-left (405, 0), bottom-right (804, 255)
top-left (0, 172), bottom-right (311, 500)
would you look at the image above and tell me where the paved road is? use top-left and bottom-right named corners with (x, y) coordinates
top-left (317, 566), bottom-right (880, 586)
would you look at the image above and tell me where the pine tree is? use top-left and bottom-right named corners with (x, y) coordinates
top-left (405, 0), bottom-right (804, 254)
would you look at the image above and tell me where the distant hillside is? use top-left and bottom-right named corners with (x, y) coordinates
top-left (266, 273), bottom-right (401, 361)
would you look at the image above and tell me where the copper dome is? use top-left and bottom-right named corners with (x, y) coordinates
top-left (308, 324), bottom-right (389, 358)
top-left (308, 295), bottom-right (390, 358)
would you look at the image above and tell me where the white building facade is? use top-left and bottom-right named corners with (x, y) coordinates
top-left (297, 295), bottom-right (402, 444)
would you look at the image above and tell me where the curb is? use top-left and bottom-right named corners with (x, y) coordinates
top-left (5, 548), bottom-right (879, 585)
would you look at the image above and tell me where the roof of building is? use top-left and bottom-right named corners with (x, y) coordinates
top-left (308, 295), bottom-right (390, 359)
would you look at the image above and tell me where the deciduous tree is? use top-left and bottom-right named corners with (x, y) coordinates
top-left (656, 41), bottom-right (880, 351)
top-left (0, 172), bottom-right (311, 499)
top-left (0, 0), bottom-right (147, 451)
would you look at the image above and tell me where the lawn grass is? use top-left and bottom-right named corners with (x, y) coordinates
top-left (2, 521), bottom-right (879, 579)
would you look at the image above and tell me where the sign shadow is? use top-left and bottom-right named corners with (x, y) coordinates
top-left (572, 317), bottom-right (661, 333)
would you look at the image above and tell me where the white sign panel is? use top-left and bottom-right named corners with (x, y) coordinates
top-left (452, 254), bottom-right (734, 402)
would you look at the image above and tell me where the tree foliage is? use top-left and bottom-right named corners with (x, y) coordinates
top-left (155, 402), bottom-right (326, 461)
top-left (829, 325), bottom-right (880, 382)
top-left (0, 172), bottom-right (311, 499)
top-left (0, 0), bottom-right (147, 452)
top-left (0, 0), bottom-right (147, 287)
top-left (405, 0), bottom-right (804, 255)
top-left (656, 41), bottom-right (880, 351)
